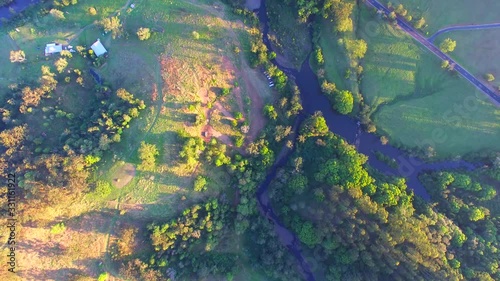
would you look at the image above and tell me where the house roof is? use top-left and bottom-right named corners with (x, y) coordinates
top-left (91, 39), bottom-right (107, 57)
top-left (45, 43), bottom-right (63, 55)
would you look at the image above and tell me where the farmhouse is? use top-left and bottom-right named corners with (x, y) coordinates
top-left (44, 43), bottom-right (63, 56)
top-left (91, 39), bottom-right (107, 57)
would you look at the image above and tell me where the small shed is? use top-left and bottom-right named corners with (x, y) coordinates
top-left (91, 39), bottom-right (107, 57)
top-left (45, 43), bottom-right (63, 56)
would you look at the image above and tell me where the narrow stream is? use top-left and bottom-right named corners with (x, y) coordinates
top-left (254, 0), bottom-right (478, 280)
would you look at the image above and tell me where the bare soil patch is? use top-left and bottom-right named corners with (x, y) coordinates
top-left (111, 163), bottom-right (136, 188)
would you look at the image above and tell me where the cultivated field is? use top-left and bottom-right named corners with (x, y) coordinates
top-left (383, 0), bottom-right (500, 34)
top-left (1, 0), bottom-right (273, 279)
top-left (358, 6), bottom-right (500, 158)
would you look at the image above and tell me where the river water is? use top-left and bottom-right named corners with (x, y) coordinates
top-left (0, 0), bottom-right (39, 23)
top-left (254, 0), bottom-right (477, 280)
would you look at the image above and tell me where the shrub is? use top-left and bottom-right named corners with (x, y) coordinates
top-left (97, 272), bottom-right (108, 281)
top-left (88, 7), bottom-right (97, 15)
top-left (193, 176), bottom-right (207, 192)
top-left (333, 90), bottom-right (354, 115)
top-left (50, 222), bottom-right (66, 234)
top-left (136, 27), bottom-right (151, 41)
top-left (485, 73), bottom-right (495, 82)
top-left (93, 181), bottom-right (112, 198)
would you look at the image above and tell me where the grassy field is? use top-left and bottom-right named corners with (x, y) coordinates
top-left (358, 9), bottom-right (422, 108)
top-left (1, 0), bottom-right (273, 279)
top-left (383, 0), bottom-right (500, 34)
top-left (317, 19), bottom-right (352, 92)
top-left (434, 29), bottom-right (500, 89)
top-left (357, 6), bottom-right (500, 158)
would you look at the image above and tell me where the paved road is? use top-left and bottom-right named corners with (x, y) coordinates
top-left (428, 23), bottom-right (500, 42)
top-left (365, 0), bottom-right (500, 105)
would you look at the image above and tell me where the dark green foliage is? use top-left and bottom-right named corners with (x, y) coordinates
top-left (263, 104), bottom-right (278, 120)
top-left (300, 111), bottom-right (329, 137)
top-left (148, 199), bottom-right (237, 279)
top-left (138, 142), bottom-right (159, 170)
top-left (333, 90), bottom-right (353, 114)
top-left (193, 175), bottom-right (207, 192)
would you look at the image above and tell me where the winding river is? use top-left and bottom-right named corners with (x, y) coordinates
top-left (254, 0), bottom-right (478, 280)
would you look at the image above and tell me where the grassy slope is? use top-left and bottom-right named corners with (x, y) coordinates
top-left (434, 29), bottom-right (500, 89)
top-left (383, 0), bottom-right (500, 34)
top-left (358, 10), bottom-right (421, 108)
top-left (1, 0), bottom-right (271, 279)
top-left (318, 20), bottom-right (351, 91)
top-left (358, 6), bottom-right (500, 157)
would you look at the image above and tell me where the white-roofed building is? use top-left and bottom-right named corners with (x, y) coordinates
top-left (45, 43), bottom-right (63, 56)
top-left (91, 39), bottom-right (107, 57)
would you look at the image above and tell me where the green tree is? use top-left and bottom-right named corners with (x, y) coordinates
top-left (414, 17), bottom-right (426, 29)
top-left (193, 176), bottom-right (207, 192)
top-left (288, 174), bottom-right (308, 194)
top-left (298, 222), bottom-right (319, 247)
top-left (315, 47), bottom-right (324, 65)
top-left (439, 38), bottom-right (457, 53)
top-left (333, 90), bottom-right (354, 114)
top-left (441, 60), bottom-right (450, 69)
top-left (469, 207), bottom-right (486, 221)
top-left (49, 9), bottom-right (65, 20)
top-left (300, 112), bottom-right (329, 137)
top-left (485, 73), bottom-right (495, 82)
top-left (101, 16), bottom-right (122, 38)
top-left (54, 58), bottom-right (68, 73)
top-left (137, 27), bottom-right (151, 41)
top-left (344, 39), bottom-right (367, 60)
top-left (50, 222), bottom-right (66, 234)
top-left (263, 104), bottom-right (278, 120)
top-left (321, 80), bottom-right (336, 94)
top-left (88, 7), bottom-right (97, 15)
top-left (9, 50), bottom-right (26, 63)
top-left (138, 142), bottom-right (159, 170)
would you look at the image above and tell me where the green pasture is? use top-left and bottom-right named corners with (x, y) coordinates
top-left (434, 28), bottom-right (500, 89)
top-left (317, 19), bottom-right (351, 91)
top-left (359, 6), bottom-right (500, 157)
top-left (383, 0), bottom-right (500, 34)
top-left (2, 0), bottom-right (261, 212)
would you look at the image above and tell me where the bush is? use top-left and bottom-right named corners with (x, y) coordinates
top-left (333, 90), bottom-right (354, 115)
top-left (97, 272), bottom-right (108, 281)
top-left (88, 7), bottom-right (97, 15)
top-left (50, 222), bottom-right (66, 234)
top-left (138, 142), bottom-right (159, 170)
top-left (92, 181), bottom-right (112, 198)
top-left (193, 176), bottom-right (207, 192)
top-left (137, 27), bottom-right (151, 41)
top-left (234, 111), bottom-right (243, 120)
top-left (485, 73), bottom-right (495, 82)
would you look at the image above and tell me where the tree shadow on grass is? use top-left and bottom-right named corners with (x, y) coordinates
top-left (17, 239), bottom-right (66, 258)
top-left (61, 208), bottom-right (119, 234)
top-left (19, 268), bottom-right (86, 281)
